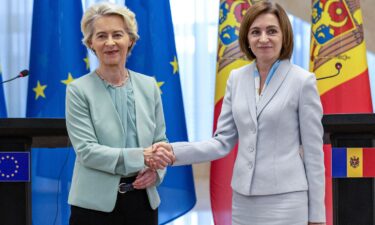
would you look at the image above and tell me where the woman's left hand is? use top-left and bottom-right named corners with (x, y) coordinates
top-left (133, 168), bottom-right (157, 189)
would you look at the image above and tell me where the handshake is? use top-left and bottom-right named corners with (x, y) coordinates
top-left (143, 142), bottom-right (176, 170)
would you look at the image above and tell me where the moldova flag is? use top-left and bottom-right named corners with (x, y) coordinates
top-left (309, 0), bottom-right (372, 113)
top-left (211, 1), bottom-right (252, 224)
top-left (332, 148), bottom-right (375, 178)
top-left (310, 1), bottom-right (373, 225)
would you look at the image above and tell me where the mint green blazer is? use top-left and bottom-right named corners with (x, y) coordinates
top-left (65, 70), bottom-right (167, 212)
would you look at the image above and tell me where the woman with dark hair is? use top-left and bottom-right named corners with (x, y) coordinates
top-left (154, 1), bottom-right (326, 224)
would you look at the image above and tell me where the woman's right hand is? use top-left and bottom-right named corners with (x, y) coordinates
top-left (143, 142), bottom-right (175, 169)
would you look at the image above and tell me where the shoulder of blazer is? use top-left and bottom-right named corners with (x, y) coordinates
top-left (227, 62), bottom-right (255, 82)
top-left (231, 62), bottom-right (254, 77)
top-left (129, 70), bottom-right (156, 88)
top-left (129, 70), bottom-right (159, 103)
top-left (68, 71), bottom-right (102, 92)
top-left (227, 62), bottom-right (255, 87)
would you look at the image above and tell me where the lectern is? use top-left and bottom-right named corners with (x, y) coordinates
top-left (0, 118), bottom-right (69, 225)
top-left (323, 114), bottom-right (375, 225)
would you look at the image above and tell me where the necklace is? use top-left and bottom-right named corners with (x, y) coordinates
top-left (96, 69), bottom-right (129, 87)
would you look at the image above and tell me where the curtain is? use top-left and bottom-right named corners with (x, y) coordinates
top-left (0, 0), bottom-right (33, 117)
top-left (170, 0), bottom-right (219, 141)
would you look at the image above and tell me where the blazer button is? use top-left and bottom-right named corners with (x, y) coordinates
top-left (249, 147), bottom-right (255, 152)
top-left (249, 162), bottom-right (253, 169)
top-left (251, 127), bottom-right (256, 134)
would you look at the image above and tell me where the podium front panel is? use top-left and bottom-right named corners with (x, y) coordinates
top-left (0, 137), bottom-right (32, 225)
top-left (331, 133), bottom-right (375, 225)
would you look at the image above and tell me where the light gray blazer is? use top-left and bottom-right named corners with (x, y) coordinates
top-left (65, 70), bottom-right (167, 212)
top-left (172, 60), bottom-right (325, 221)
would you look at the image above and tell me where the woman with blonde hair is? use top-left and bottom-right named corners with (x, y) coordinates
top-left (66, 2), bottom-right (173, 225)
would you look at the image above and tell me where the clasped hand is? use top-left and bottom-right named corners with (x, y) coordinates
top-left (144, 142), bottom-right (175, 170)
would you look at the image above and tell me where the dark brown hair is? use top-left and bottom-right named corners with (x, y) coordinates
top-left (238, 1), bottom-right (293, 61)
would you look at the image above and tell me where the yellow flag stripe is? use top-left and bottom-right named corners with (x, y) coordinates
top-left (314, 43), bottom-right (368, 95)
top-left (347, 148), bottom-right (363, 177)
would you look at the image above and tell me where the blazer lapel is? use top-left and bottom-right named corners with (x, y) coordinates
top-left (92, 73), bottom-right (125, 145)
top-left (129, 71), bottom-right (147, 147)
top-left (256, 60), bottom-right (291, 117)
top-left (243, 63), bottom-right (257, 124)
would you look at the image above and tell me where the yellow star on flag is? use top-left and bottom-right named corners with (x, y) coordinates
top-left (83, 56), bottom-right (90, 70)
top-left (61, 72), bottom-right (75, 85)
top-left (33, 81), bottom-right (47, 100)
top-left (170, 56), bottom-right (179, 74)
top-left (157, 81), bottom-right (165, 94)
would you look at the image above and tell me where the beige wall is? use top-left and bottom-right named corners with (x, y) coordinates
top-left (271, 0), bottom-right (375, 53)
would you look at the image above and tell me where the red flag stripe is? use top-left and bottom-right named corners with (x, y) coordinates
top-left (211, 97), bottom-right (236, 224)
top-left (363, 148), bottom-right (375, 177)
top-left (210, 146), bottom-right (237, 225)
top-left (320, 70), bottom-right (372, 114)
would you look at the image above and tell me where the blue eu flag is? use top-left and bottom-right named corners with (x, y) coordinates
top-left (0, 152), bottom-right (30, 182)
top-left (27, 0), bottom-right (88, 224)
top-left (0, 64), bottom-right (7, 117)
top-left (126, 1), bottom-right (196, 224)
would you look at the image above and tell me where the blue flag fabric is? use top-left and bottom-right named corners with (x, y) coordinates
top-left (126, 1), bottom-right (196, 224)
top-left (0, 64), bottom-right (7, 117)
top-left (0, 152), bottom-right (30, 182)
top-left (27, 0), bottom-right (88, 224)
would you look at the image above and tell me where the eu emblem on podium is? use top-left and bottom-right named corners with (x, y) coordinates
top-left (0, 152), bottom-right (30, 182)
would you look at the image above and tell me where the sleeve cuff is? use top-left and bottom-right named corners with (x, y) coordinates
top-left (122, 148), bottom-right (145, 175)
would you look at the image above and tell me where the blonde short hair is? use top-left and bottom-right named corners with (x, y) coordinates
top-left (81, 2), bottom-right (139, 52)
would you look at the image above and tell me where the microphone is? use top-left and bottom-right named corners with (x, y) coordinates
top-left (1, 69), bottom-right (29, 84)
